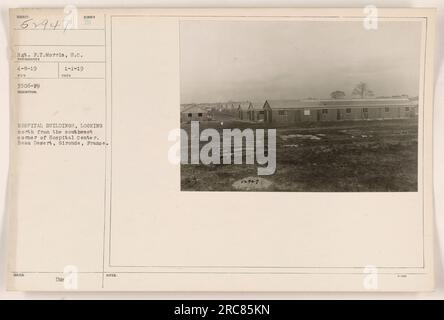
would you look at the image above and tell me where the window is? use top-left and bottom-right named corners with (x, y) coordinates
top-left (278, 110), bottom-right (287, 116)
top-left (363, 108), bottom-right (368, 112)
top-left (405, 107), bottom-right (410, 111)
top-left (322, 109), bottom-right (328, 114)
top-left (385, 107), bottom-right (390, 113)
top-left (259, 111), bottom-right (264, 115)
top-left (304, 109), bottom-right (310, 116)
top-left (346, 108), bottom-right (351, 113)
top-left (198, 113), bottom-right (203, 117)
top-left (187, 113), bottom-right (192, 118)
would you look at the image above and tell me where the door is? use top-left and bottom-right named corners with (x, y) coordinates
top-left (363, 108), bottom-right (369, 119)
top-left (265, 110), bottom-right (273, 123)
top-left (294, 110), bottom-right (301, 122)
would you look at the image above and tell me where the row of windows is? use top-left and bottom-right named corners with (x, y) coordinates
top-left (342, 107), bottom-right (411, 114)
top-left (187, 113), bottom-right (203, 117)
top-left (279, 110), bottom-right (310, 116)
top-left (277, 106), bottom-right (412, 116)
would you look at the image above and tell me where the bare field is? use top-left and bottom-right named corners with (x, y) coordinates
top-left (180, 118), bottom-right (418, 192)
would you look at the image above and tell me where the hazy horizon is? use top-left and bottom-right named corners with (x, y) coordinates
top-left (180, 20), bottom-right (422, 105)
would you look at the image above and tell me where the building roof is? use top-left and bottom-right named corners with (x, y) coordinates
top-left (265, 100), bottom-right (319, 109)
top-left (219, 102), bottom-right (236, 109)
top-left (181, 105), bottom-right (209, 114)
top-left (318, 98), bottom-right (414, 107)
top-left (180, 104), bottom-right (194, 112)
top-left (265, 98), bottom-right (417, 110)
top-left (249, 101), bottom-right (266, 110)
top-left (236, 101), bottom-right (251, 111)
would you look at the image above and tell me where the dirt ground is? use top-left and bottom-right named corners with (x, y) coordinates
top-left (180, 115), bottom-right (418, 192)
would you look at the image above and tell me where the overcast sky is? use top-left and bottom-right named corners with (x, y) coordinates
top-left (180, 20), bottom-right (422, 104)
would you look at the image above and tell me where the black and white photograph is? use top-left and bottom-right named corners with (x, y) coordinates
top-left (180, 20), bottom-right (422, 192)
top-left (2, 5), bottom-right (439, 296)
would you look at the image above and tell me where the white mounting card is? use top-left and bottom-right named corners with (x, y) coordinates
top-left (7, 7), bottom-right (435, 291)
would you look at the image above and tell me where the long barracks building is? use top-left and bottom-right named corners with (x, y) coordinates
top-left (243, 98), bottom-right (418, 123)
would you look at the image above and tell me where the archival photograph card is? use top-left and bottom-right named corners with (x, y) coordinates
top-left (7, 7), bottom-right (435, 291)
top-left (179, 19), bottom-right (422, 192)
